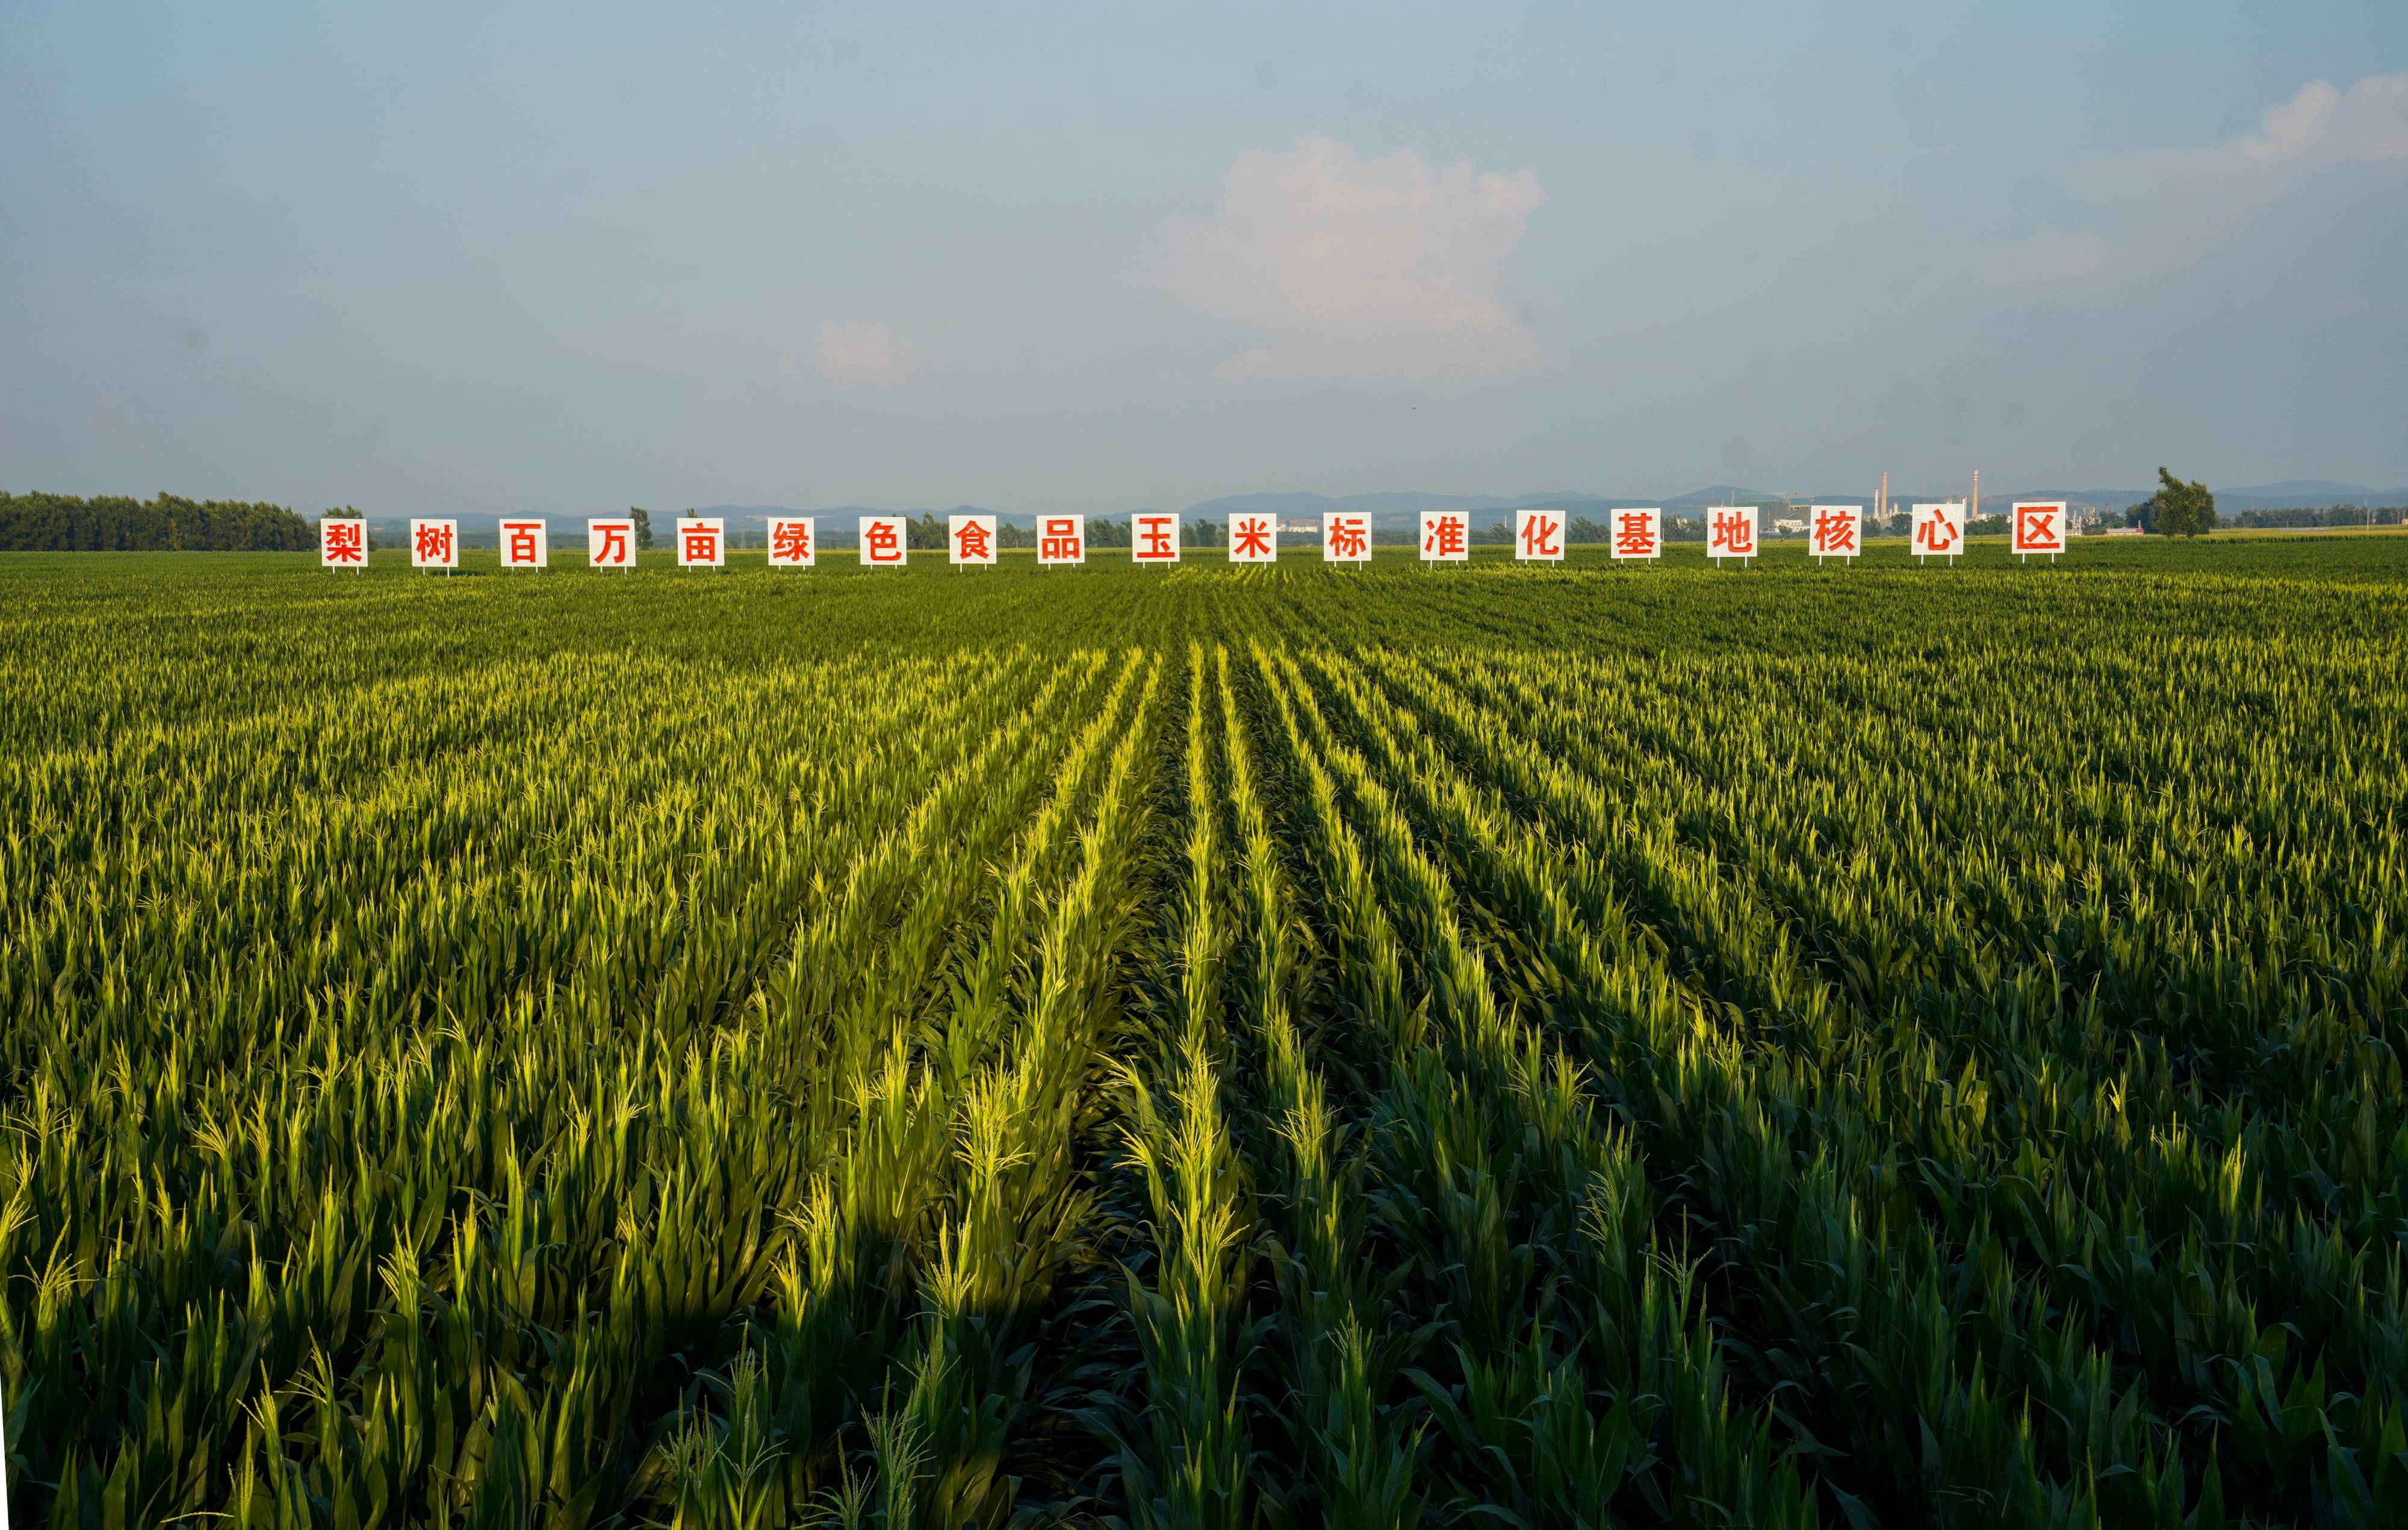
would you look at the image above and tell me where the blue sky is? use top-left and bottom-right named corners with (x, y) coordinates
top-left (4, 1), bottom-right (2404, 516)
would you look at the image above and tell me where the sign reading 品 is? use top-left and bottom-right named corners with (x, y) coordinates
top-left (1038, 515), bottom-right (1085, 566)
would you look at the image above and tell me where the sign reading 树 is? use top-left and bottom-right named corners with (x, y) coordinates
top-left (411, 519), bottom-right (458, 571)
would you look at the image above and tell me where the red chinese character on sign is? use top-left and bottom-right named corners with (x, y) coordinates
top-left (504, 522), bottom-right (540, 565)
top-left (1914, 510), bottom-right (1960, 555)
top-left (1232, 517), bottom-right (1274, 559)
top-left (681, 521), bottom-right (719, 562)
top-left (1710, 509), bottom-right (1756, 557)
top-left (864, 521), bottom-right (902, 564)
top-left (595, 523), bottom-right (629, 564)
top-left (415, 522), bottom-right (453, 564)
top-left (1134, 514), bottom-right (1177, 562)
top-left (2015, 506), bottom-right (2062, 552)
top-left (1812, 509), bottom-right (1858, 557)
top-left (1328, 517), bottom-right (1368, 560)
top-left (1614, 512), bottom-right (1657, 558)
top-left (772, 521), bottom-right (812, 562)
top-left (323, 521), bottom-right (365, 564)
top-left (1424, 515), bottom-right (1465, 558)
top-left (954, 520), bottom-right (991, 561)
top-left (1040, 517), bottom-right (1084, 562)
top-left (1520, 514), bottom-right (1562, 559)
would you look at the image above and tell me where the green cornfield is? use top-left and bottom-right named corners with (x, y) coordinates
top-left (4, 538), bottom-right (2405, 1529)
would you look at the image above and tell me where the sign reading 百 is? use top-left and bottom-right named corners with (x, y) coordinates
top-left (500, 518), bottom-right (549, 570)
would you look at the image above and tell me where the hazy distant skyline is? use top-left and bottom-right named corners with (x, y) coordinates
top-left (4, 2), bottom-right (2405, 518)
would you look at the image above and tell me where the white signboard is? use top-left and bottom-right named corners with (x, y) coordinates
top-left (1911, 502), bottom-right (1966, 563)
top-left (499, 518), bottom-right (549, 570)
top-left (588, 518), bottom-right (638, 568)
top-left (1609, 508), bottom-right (1662, 562)
top-left (1037, 514), bottom-right (1085, 565)
top-left (410, 518), bottom-right (458, 570)
top-left (1515, 508), bottom-right (1566, 562)
top-left (320, 518), bottom-right (367, 569)
top-left (1228, 512), bottom-right (1277, 563)
top-left (859, 515), bottom-right (908, 568)
top-left (1131, 512), bottom-right (1180, 564)
top-left (1323, 511), bottom-right (1372, 564)
top-left (1707, 506), bottom-right (1758, 562)
top-left (1420, 510), bottom-right (1469, 562)
top-left (2011, 501), bottom-right (2067, 561)
top-left (949, 514), bottom-right (998, 566)
top-left (1810, 505), bottom-right (1862, 563)
top-left (768, 517), bottom-right (817, 568)
top-left (677, 517), bottom-right (725, 568)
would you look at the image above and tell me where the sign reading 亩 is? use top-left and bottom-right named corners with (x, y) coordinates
top-left (500, 518), bottom-right (549, 570)
top-left (1810, 505), bottom-right (1863, 564)
top-left (768, 517), bottom-right (816, 569)
top-left (1611, 508), bottom-right (1662, 562)
top-left (320, 518), bottom-right (367, 568)
top-left (1323, 512), bottom-right (1371, 564)
top-left (589, 518), bottom-right (637, 568)
top-left (1132, 512), bottom-right (1180, 565)
top-left (1038, 514), bottom-right (1085, 566)
top-left (2011, 501), bottom-right (2067, 562)
top-left (860, 515), bottom-right (908, 568)
top-left (1911, 502), bottom-right (1966, 564)
top-left (677, 517), bottom-right (725, 569)
top-left (950, 514), bottom-right (998, 567)
top-left (1420, 509), bottom-right (1469, 562)
top-left (1229, 513), bottom-right (1277, 564)
top-left (1707, 506), bottom-right (1758, 564)
top-left (411, 519), bottom-right (459, 571)
top-left (1515, 509), bottom-right (1565, 562)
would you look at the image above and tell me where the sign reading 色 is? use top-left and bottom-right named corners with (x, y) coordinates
top-left (1911, 502), bottom-right (1966, 564)
top-left (1420, 510), bottom-right (1469, 562)
top-left (320, 518), bottom-right (367, 568)
top-left (1515, 508), bottom-right (1565, 562)
top-left (411, 519), bottom-right (458, 571)
top-left (677, 517), bottom-right (725, 569)
top-left (1038, 515), bottom-right (1085, 565)
top-left (1229, 513), bottom-right (1277, 563)
top-left (859, 515), bottom-right (908, 568)
top-left (1131, 512), bottom-right (1180, 564)
top-left (1810, 505), bottom-right (1862, 564)
top-left (588, 518), bottom-right (637, 568)
top-left (1611, 508), bottom-right (1662, 562)
top-left (1323, 512), bottom-right (1371, 564)
top-left (2011, 501), bottom-right (2067, 561)
top-left (500, 518), bottom-right (549, 570)
top-left (768, 517), bottom-right (816, 569)
top-left (950, 514), bottom-right (998, 566)
top-left (1707, 506), bottom-right (1758, 564)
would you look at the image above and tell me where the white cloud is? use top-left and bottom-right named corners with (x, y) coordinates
top-left (811, 320), bottom-right (917, 388)
top-left (2236, 75), bottom-right (2408, 164)
top-left (1156, 136), bottom-right (1545, 381)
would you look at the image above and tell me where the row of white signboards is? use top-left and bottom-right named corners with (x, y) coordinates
top-left (323, 502), bottom-right (2076, 570)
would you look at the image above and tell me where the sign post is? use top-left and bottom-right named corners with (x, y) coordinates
top-left (1131, 512), bottom-right (1181, 565)
top-left (1707, 506), bottom-right (1758, 566)
top-left (320, 518), bottom-right (368, 570)
top-left (768, 517), bottom-right (817, 569)
top-left (1229, 513), bottom-right (1277, 564)
top-left (1810, 505), bottom-right (1862, 566)
top-left (1322, 512), bottom-right (1371, 566)
top-left (1420, 510), bottom-right (1469, 564)
top-left (1514, 508), bottom-right (1565, 564)
top-left (2011, 501), bottom-right (2067, 564)
top-left (1038, 515), bottom-right (1085, 567)
top-left (411, 518), bottom-right (458, 574)
top-left (1911, 502), bottom-right (1966, 565)
top-left (858, 515), bottom-right (908, 569)
top-left (1610, 508), bottom-right (1662, 564)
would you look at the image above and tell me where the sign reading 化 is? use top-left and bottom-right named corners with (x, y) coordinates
top-left (500, 518), bottom-right (549, 570)
top-left (677, 517), bottom-right (725, 569)
top-left (1810, 505), bottom-right (1863, 564)
top-left (1420, 510), bottom-right (1469, 562)
top-left (1323, 512), bottom-right (1371, 564)
top-left (768, 517), bottom-right (816, 569)
top-left (860, 515), bottom-right (908, 568)
top-left (588, 519), bottom-right (636, 568)
top-left (2011, 502), bottom-right (2067, 562)
top-left (1038, 515), bottom-right (1085, 566)
top-left (411, 519), bottom-right (458, 571)
top-left (1911, 502), bottom-right (1966, 564)
top-left (320, 518), bottom-right (367, 569)
top-left (950, 514), bottom-right (998, 567)
top-left (1515, 509), bottom-right (1565, 562)
top-left (1707, 507), bottom-right (1758, 564)
top-left (1132, 513), bottom-right (1180, 565)
top-left (1610, 509), bottom-right (1662, 562)
top-left (1229, 513), bottom-right (1277, 564)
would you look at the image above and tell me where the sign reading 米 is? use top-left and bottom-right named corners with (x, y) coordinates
top-left (1707, 506), bottom-right (1758, 564)
top-left (1610, 508), bottom-right (1662, 562)
top-left (1229, 513), bottom-right (1277, 563)
top-left (860, 515), bottom-right (908, 568)
top-left (950, 514), bottom-right (998, 566)
top-left (320, 518), bottom-right (367, 569)
top-left (1515, 508), bottom-right (1565, 562)
top-left (500, 518), bottom-right (549, 570)
top-left (411, 519), bottom-right (458, 571)
top-left (1911, 502), bottom-right (1966, 564)
top-left (2011, 501), bottom-right (2067, 562)
top-left (1810, 505), bottom-right (1862, 564)
top-left (768, 517), bottom-right (816, 568)
top-left (677, 517), bottom-right (725, 569)
top-left (1131, 512), bottom-right (1180, 565)
top-left (1420, 509), bottom-right (1469, 562)
top-left (1323, 512), bottom-right (1371, 564)
top-left (588, 518), bottom-right (637, 568)
top-left (1038, 515), bottom-right (1085, 565)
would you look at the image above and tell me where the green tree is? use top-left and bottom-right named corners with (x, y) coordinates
top-left (2137, 467), bottom-right (2217, 537)
top-left (630, 507), bottom-right (654, 549)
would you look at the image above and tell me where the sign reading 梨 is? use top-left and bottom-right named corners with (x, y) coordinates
top-left (320, 518), bottom-right (367, 569)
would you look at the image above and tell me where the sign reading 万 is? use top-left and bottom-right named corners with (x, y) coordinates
top-left (1228, 513), bottom-right (1277, 564)
top-left (1707, 506), bottom-right (1758, 564)
top-left (859, 515), bottom-right (908, 568)
top-left (677, 517), bottom-right (725, 569)
top-left (1611, 508), bottom-right (1662, 562)
top-left (1323, 512), bottom-right (1371, 565)
top-left (588, 518), bottom-right (636, 569)
top-left (1810, 505), bottom-right (1863, 564)
top-left (1515, 508), bottom-right (1565, 563)
top-left (1038, 515), bottom-right (1085, 566)
top-left (1911, 502), bottom-right (1966, 564)
top-left (2011, 501), bottom-right (2067, 562)
top-left (768, 517), bottom-right (816, 569)
top-left (500, 518), bottom-right (549, 570)
top-left (949, 514), bottom-right (998, 567)
top-left (1131, 512), bottom-right (1180, 565)
top-left (411, 519), bottom-right (458, 571)
top-left (1420, 510), bottom-right (1469, 562)
top-left (320, 518), bottom-right (367, 569)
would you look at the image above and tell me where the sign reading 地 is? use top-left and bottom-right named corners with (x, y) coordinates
top-left (1707, 506), bottom-right (1758, 564)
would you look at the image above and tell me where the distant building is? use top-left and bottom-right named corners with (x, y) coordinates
top-left (1772, 517), bottom-right (1807, 535)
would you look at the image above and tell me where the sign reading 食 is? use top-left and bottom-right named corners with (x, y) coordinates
top-left (2011, 501), bottom-right (2067, 562)
top-left (1911, 502), bottom-right (1966, 564)
top-left (1229, 512), bottom-right (1277, 564)
top-left (1038, 514), bottom-right (1085, 566)
top-left (859, 515), bottom-right (908, 568)
top-left (1420, 509), bottom-right (1469, 562)
top-left (1810, 505), bottom-right (1862, 564)
top-left (1131, 512), bottom-right (1180, 565)
top-left (500, 518), bottom-right (549, 570)
top-left (588, 518), bottom-right (637, 568)
top-left (1610, 508), bottom-right (1662, 562)
top-left (1323, 511), bottom-right (1371, 564)
top-left (768, 517), bottom-right (816, 569)
top-left (320, 518), bottom-right (367, 569)
top-left (411, 519), bottom-right (458, 571)
top-left (677, 517), bottom-right (725, 569)
top-left (1707, 506), bottom-right (1758, 564)
top-left (950, 514), bottom-right (998, 567)
top-left (1515, 508), bottom-right (1565, 562)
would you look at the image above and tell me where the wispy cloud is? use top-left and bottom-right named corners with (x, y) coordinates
top-left (810, 320), bottom-right (917, 388)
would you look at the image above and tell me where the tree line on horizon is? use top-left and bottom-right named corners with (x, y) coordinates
top-left (0, 491), bottom-right (318, 551)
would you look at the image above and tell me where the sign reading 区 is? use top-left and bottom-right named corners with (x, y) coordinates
top-left (1515, 508), bottom-right (1565, 562)
top-left (859, 515), bottom-right (908, 568)
top-left (1610, 508), bottom-right (1662, 562)
top-left (1810, 505), bottom-right (1862, 564)
top-left (1323, 512), bottom-right (1371, 564)
top-left (1707, 506), bottom-right (1758, 564)
top-left (1229, 513), bottom-right (1277, 564)
top-left (411, 519), bottom-right (458, 571)
top-left (768, 517), bottom-right (816, 569)
top-left (1911, 502), bottom-right (1966, 564)
top-left (2011, 501), bottom-right (2067, 562)
top-left (500, 518), bottom-right (549, 570)
top-left (677, 517), bottom-right (725, 569)
top-left (1420, 510), bottom-right (1469, 562)
top-left (950, 514), bottom-right (998, 567)
top-left (1132, 512), bottom-right (1180, 565)
top-left (320, 518), bottom-right (367, 569)
top-left (588, 518), bottom-right (637, 568)
top-left (1038, 515), bottom-right (1085, 566)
